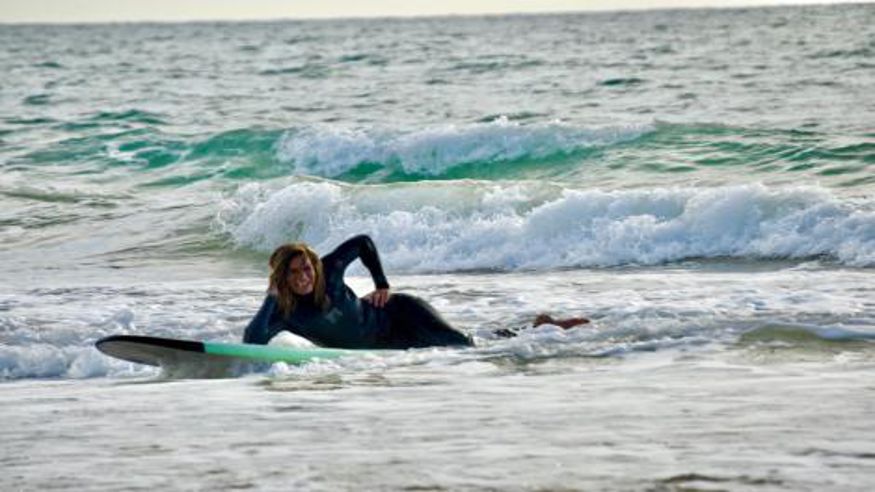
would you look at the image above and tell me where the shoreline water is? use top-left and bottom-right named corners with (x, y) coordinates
top-left (4, 347), bottom-right (875, 490)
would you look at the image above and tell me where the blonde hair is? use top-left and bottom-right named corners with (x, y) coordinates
top-left (268, 243), bottom-right (328, 317)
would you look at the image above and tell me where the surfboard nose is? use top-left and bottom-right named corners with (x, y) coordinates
top-left (95, 335), bottom-right (205, 367)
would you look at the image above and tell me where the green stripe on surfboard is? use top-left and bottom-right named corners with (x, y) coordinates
top-left (202, 341), bottom-right (364, 364)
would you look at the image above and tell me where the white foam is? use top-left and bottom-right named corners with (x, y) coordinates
top-left (273, 117), bottom-right (651, 177)
top-left (0, 344), bottom-right (143, 380)
top-left (218, 181), bottom-right (875, 269)
top-left (2, 265), bottom-right (871, 381)
top-left (268, 330), bottom-right (317, 348)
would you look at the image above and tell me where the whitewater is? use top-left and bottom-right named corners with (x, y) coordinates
top-left (1, 4), bottom-right (874, 491)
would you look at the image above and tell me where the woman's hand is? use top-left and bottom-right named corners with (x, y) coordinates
top-left (363, 288), bottom-right (391, 308)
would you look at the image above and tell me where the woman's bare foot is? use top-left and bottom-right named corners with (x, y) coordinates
top-left (533, 314), bottom-right (590, 329)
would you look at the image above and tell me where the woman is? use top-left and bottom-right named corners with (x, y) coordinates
top-left (243, 234), bottom-right (473, 349)
top-left (243, 234), bottom-right (588, 349)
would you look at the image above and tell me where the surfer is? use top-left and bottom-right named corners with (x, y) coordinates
top-left (243, 234), bottom-right (588, 349)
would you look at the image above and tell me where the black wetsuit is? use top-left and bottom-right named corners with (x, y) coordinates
top-left (243, 235), bottom-right (473, 349)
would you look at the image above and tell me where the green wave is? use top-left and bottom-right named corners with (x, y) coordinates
top-left (8, 122), bottom-right (873, 189)
top-left (331, 148), bottom-right (601, 183)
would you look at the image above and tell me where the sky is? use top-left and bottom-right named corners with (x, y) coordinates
top-left (0, 0), bottom-right (865, 24)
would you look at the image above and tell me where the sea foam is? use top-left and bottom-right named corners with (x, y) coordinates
top-left (217, 181), bottom-right (875, 270)
top-left (0, 344), bottom-right (123, 380)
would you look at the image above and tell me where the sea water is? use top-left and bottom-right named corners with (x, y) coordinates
top-left (1, 5), bottom-right (874, 490)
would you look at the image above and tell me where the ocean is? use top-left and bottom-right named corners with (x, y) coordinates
top-left (1, 4), bottom-right (874, 490)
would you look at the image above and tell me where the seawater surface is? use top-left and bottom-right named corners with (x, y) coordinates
top-left (1, 4), bottom-right (874, 491)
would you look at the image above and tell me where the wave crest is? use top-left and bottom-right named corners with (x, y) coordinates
top-left (274, 117), bottom-right (651, 178)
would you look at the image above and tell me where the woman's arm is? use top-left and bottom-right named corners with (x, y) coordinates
top-left (321, 234), bottom-right (390, 290)
top-left (242, 295), bottom-right (284, 344)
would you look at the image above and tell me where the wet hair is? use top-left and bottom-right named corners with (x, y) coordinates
top-left (268, 243), bottom-right (328, 317)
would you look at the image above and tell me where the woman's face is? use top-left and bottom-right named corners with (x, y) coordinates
top-left (287, 254), bottom-right (315, 296)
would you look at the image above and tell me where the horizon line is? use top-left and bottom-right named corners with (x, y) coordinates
top-left (0, 1), bottom-right (869, 27)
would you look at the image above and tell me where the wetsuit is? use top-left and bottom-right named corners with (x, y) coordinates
top-left (243, 235), bottom-right (473, 349)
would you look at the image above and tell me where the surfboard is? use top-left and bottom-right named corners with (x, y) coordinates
top-left (95, 335), bottom-right (370, 378)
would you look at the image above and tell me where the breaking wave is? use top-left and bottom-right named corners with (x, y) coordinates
top-left (217, 180), bottom-right (875, 270)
